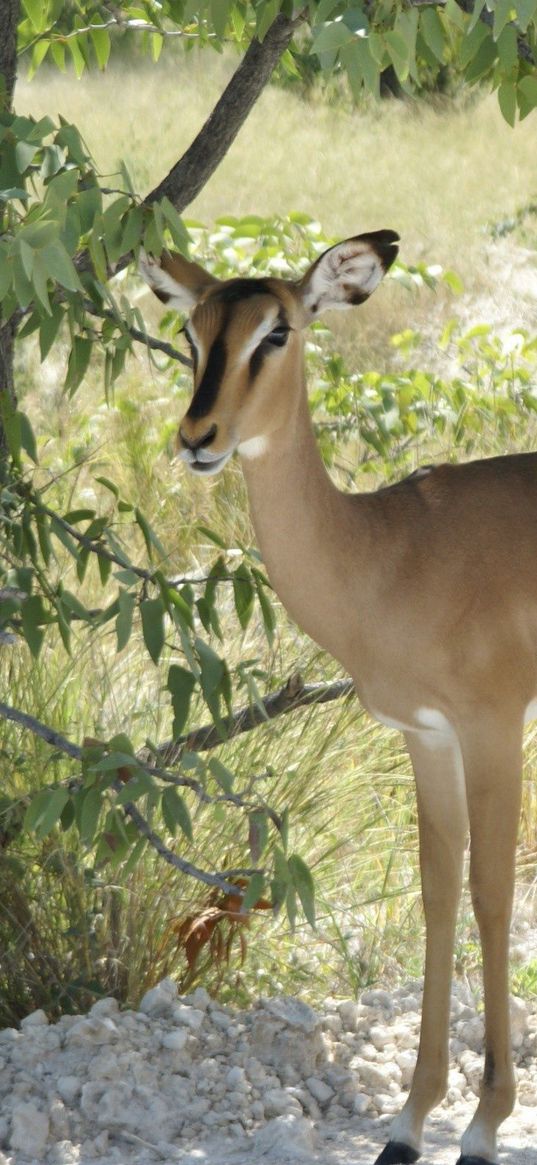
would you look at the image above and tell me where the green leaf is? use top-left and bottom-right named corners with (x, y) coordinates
top-left (23, 0), bottom-right (46, 33)
top-left (208, 757), bottom-right (235, 794)
top-left (515, 1), bottom-right (537, 34)
top-left (288, 852), bottom-right (316, 927)
top-left (116, 589), bottom-right (136, 652)
top-left (95, 475), bottom-right (119, 498)
top-left (241, 871), bottom-right (266, 914)
top-left (41, 241), bottom-right (83, 292)
top-left (459, 19), bottom-right (488, 69)
top-left (65, 336), bottom-right (92, 395)
top-left (385, 29), bottom-right (411, 82)
top-left (248, 808), bottom-right (269, 862)
top-left (32, 252), bottom-right (52, 314)
top-left (233, 564), bottom-right (255, 631)
top-left (161, 786), bottom-right (193, 840)
top-left (196, 637), bottom-right (225, 699)
top-left (493, 0), bottom-right (514, 40)
top-left (19, 411), bottom-right (38, 462)
top-left (78, 786), bottom-right (103, 845)
top-left (498, 79), bottom-right (517, 126)
top-left (68, 37), bottom-right (85, 79)
top-left (15, 141), bottom-right (38, 173)
top-left (313, 21), bottom-right (355, 55)
top-left (21, 595), bottom-right (45, 656)
top-left (135, 507), bottom-right (166, 561)
top-left (517, 74), bottom-right (537, 118)
top-left (341, 37), bottom-right (380, 100)
top-left (141, 597), bottom-right (165, 663)
top-left (464, 34), bottom-right (497, 83)
top-left (115, 771), bottom-right (156, 805)
top-left (38, 298), bottom-right (63, 356)
top-left (420, 7), bottom-right (446, 62)
top-left (24, 787), bottom-right (69, 838)
top-left (496, 25), bottom-right (518, 73)
top-left (167, 663), bottom-right (196, 738)
top-left (90, 26), bottom-right (111, 69)
top-left (256, 0), bottom-right (280, 43)
top-left (160, 197), bottom-right (190, 252)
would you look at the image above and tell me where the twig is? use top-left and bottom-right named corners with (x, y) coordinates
top-left (0, 699), bottom-right (244, 896)
top-left (158, 675), bottom-right (355, 764)
top-left (0, 701), bottom-right (81, 759)
top-left (111, 778), bottom-right (257, 893)
top-left (82, 300), bottom-right (192, 367)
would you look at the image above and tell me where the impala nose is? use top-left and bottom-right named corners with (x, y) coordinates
top-left (178, 423), bottom-right (218, 452)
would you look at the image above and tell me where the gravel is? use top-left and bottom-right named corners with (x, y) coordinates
top-left (0, 976), bottom-right (535, 1165)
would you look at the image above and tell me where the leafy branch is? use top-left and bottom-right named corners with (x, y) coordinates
top-left (0, 671), bottom-right (354, 898)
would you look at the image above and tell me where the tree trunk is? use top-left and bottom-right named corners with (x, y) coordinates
top-left (0, 0), bottom-right (20, 469)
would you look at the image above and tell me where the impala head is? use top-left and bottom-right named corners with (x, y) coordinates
top-left (140, 230), bottom-right (399, 474)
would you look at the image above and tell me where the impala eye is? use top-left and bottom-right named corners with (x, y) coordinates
top-left (266, 324), bottom-right (290, 347)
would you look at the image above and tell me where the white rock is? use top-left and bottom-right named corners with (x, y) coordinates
top-left (361, 989), bottom-right (393, 1011)
top-left (226, 1065), bottom-right (248, 1091)
top-left (10, 1100), bottom-right (50, 1157)
top-left (253, 1114), bottom-right (316, 1159)
top-left (20, 1008), bottom-right (49, 1030)
top-left (90, 997), bottom-right (119, 1018)
top-left (139, 977), bottom-right (178, 1016)
top-left (187, 987), bottom-right (211, 1010)
top-left (57, 1076), bottom-right (82, 1104)
top-left (350, 1056), bottom-right (400, 1092)
top-left (171, 1003), bottom-right (205, 1030)
top-left (395, 1050), bottom-right (416, 1087)
top-left (262, 996), bottom-right (320, 1032)
top-left (510, 995), bottom-right (529, 1047)
top-left (263, 1088), bottom-right (302, 1118)
top-left (162, 1027), bottom-right (189, 1051)
top-left (338, 1001), bottom-right (360, 1031)
top-left (65, 1016), bottom-right (118, 1046)
top-left (352, 1092), bottom-right (371, 1115)
top-left (305, 1075), bottom-right (335, 1105)
top-left (457, 1017), bottom-right (484, 1050)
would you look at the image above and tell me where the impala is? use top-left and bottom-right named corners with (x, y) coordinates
top-left (140, 232), bottom-right (535, 1165)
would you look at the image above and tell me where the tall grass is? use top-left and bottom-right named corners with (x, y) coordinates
top-left (1, 57), bottom-right (536, 1019)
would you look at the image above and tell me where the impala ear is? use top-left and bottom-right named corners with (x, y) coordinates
top-left (139, 249), bottom-right (219, 312)
top-left (298, 230), bottom-right (399, 321)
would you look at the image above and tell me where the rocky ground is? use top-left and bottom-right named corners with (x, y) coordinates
top-left (0, 973), bottom-right (535, 1165)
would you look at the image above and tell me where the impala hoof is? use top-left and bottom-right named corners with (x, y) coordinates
top-left (455, 1157), bottom-right (495, 1165)
top-left (374, 1142), bottom-right (420, 1165)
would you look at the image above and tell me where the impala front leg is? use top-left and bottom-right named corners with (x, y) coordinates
top-left (456, 717), bottom-right (523, 1165)
top-left (375, 730), bottom-right (468, 1165)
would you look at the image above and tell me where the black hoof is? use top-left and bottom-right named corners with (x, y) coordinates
top-left (374, 1143), bottom-right (420, 1165)
top-left (456, 1158), bottom-right (495, 1165)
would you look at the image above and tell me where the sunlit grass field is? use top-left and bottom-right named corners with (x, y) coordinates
top-left (2, 51), bottom-right (537, 1020)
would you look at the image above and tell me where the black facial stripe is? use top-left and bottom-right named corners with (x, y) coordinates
top-left (186, 291), bottom-right (287, 414)
top-left (187, 335), bottom-right (226, 420)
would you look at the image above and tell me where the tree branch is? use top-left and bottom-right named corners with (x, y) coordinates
top-left (0, 699), bottom-right (247, 895)
top-left (0, 674), bottom-right (355, 894)
top-left (158, 674), bottom-right (356, 764)
top-left (82, 300), bottom-right (192, 367)
top-left (144, 12), bottom-right (305, 213)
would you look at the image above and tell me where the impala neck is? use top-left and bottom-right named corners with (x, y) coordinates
top-left (240, 371), bottom-right (371, 671)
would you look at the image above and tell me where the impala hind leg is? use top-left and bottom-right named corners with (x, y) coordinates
top-left (375, 731), bottom-right (468, 1165)
top-left (456, 720), bottom-right (523, 1165)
